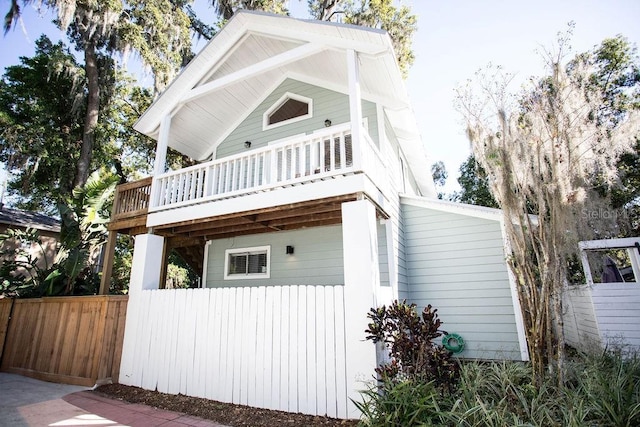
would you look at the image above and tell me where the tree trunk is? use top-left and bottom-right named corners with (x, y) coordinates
top-left (74, 41), bottom-right (100, 190)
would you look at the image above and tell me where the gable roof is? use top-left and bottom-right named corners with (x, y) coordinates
top-left (0, 206), bottom-right (61, 233)
top-left (135, 10), bottom-right (434, 196)
top-left (401, 195), bottom-right (504, 222)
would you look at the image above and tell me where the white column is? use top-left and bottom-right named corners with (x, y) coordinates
top-left (151, 115), bottom-right (171, 208)
top-left (119, 233), bottom-right (165, 386)
top-left (128, 233), bottom-right (165, 294)
top-left (341, 199), bottom-right (379, 417)
top-left (153, 115), bottom-right (171, 176)
top-left (347, 49), bottom-right (363, 169)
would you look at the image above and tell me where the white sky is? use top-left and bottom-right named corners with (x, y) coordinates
top-left (1, 0), bottom-right (639, 193)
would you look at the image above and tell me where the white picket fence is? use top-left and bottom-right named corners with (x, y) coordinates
top-left (150, 124), bottom-right (356, 211)
top-left (119, 285), bottom-right (350, 418)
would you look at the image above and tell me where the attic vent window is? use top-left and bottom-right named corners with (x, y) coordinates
top-left (263, 92), bottom-right (312, 130)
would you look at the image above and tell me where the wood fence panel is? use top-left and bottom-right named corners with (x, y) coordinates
top-left (0, 299), bottom-right (13, 360)
top-left (0, 295), bottom-right (128, 386)
top-left (119, 286), bottom-right (349, 417)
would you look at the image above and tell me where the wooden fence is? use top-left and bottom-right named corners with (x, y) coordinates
top-left (0, 295), bottom-right (128, 386)
top-left (119, 286), bottom-right (350, 418)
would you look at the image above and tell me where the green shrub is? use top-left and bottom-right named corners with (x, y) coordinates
top-left (355, 377), bottom-right (449, 427)
top-left (364, 300), bottom-right (459, 389)
top-left (576, 350), bottom-right (640, 426)
top-left (447, 351), bottom-right (639, 427)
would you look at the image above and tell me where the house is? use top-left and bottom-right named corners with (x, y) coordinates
top-left (111, 11), bottom-right (528, 418)
top-left (0, 205), bottom-right (60, 278)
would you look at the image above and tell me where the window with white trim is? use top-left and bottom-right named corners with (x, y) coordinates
top-left (263, 92), bottom-right (312, 130)
top-left (224, 245), bottom-right (270, 280)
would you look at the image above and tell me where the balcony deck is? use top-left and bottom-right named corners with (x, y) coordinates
top-left (108, 123), bottom-right (388, 239)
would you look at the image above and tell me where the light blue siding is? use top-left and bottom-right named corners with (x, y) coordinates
top-left (205, 225), bottom-right (344, 287)
top-left (402, 203), bottom-right (522, 360)
top-left (216, 78), bottom-right (378, 159)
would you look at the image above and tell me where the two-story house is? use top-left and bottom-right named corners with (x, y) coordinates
top-left (111, 11), bottom-right (528, 418)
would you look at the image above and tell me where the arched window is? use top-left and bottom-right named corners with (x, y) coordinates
top-left (263, 92), bottom-right (312, 130)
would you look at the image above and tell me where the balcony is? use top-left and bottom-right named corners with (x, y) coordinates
top-left (109, 123), bottom-right (387, 235)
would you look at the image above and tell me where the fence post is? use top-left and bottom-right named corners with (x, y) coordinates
top-left (341, 199), bottom-right (379, 417)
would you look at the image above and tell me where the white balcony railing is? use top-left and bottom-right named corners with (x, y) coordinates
top-left (150, 123), bottom-right (381, 212)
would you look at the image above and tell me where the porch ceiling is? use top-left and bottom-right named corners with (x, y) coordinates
top-left (151, 194), bottom-right (375, 242)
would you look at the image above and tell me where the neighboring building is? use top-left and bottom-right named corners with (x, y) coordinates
top-left (0, 205), bottom-right (60, 277)
top-left (109, 11), bottom-right (527, 419)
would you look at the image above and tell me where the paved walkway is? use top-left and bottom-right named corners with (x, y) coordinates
top-left (0, 373), bottom-right (228, 427)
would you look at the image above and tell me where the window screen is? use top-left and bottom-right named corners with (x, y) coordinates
top-left (224, 246), bottom-right (270, 279)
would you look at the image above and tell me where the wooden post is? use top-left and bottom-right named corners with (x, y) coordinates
top-left (159, 238), bottom-right (170, 289)
top-left (99, 230), bottom-right (118, 295)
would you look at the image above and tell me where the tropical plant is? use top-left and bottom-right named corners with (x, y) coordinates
top-left (355, 377), bottom-right (448, 427)
top-left (0, 227), bottom-right (57, 297)
top-left (51, 168), bottom-right (120, 294)
top-left (365, 300), bottom-right (459, 388)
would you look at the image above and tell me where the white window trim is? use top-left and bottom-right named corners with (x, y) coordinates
top-left (263, 92), bottom-right (313, 131)
top-left (223, 245), bottom-right (271, 280)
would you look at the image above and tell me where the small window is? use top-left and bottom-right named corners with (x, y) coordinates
top-left (224, 246), bottom-right (270, 280)
top-left (263, 92), bottom-right (312, 130)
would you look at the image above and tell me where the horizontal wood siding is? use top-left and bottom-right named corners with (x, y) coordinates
top-left (217, 79), bottom-right (377, 159)
top-left (402, 204), bottom-right (521, 360)
top-left (119, 286), bottom-right (349, 418)
top-left (591, 283), bottom-right (640, 350)
top-left (378, 113), bottom-right (408, 300)
top-left (206, 225), bottom-right (344, 287)
top-left (0, 296), bottom-right (127, 386)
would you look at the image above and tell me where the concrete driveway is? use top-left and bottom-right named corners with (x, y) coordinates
top-left (0, 372), bottom-right (95, 426)
top-left (0, 373), bottom-right (228, 426)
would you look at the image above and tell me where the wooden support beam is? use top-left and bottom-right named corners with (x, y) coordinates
top-left (98, 230), bottom-right (118, 295)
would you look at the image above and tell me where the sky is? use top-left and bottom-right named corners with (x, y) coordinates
top-left (1, 0), bottom-right (639, 193)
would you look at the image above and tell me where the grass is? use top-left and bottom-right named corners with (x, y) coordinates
top-left (355, 350), bottom-right (640, 427)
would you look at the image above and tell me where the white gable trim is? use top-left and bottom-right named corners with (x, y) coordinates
top-left (135, 11), bottom-right (392, 136)
top-left (400, 195), bottom-right (504, 221)
top-left (181, 42), bottom-right (325, 105)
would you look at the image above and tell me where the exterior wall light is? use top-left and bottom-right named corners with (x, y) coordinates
top-left (286, 245), bottom-right (294, 255)
top-left (244, 141), bottom-right (252, 148)
top-left (324, 119), bottom-right (332, 127)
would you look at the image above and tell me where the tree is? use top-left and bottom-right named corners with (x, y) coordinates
top-left (430, 161), bottom-right (447, 200)
top-left (4, 0), bottom-right (196, 190)
top-left (580, 35), bottom-right (640, 235)
top-left (309, 0), bottom-right (417, 78)
top-left (119, 0), bottom-right (192, 93)
top-left (0, 36), bottom-right (86, 212)
top-left (455, 33), bottom-right (639, 384)
top-left (454, 154), bottom-right (498, 208)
